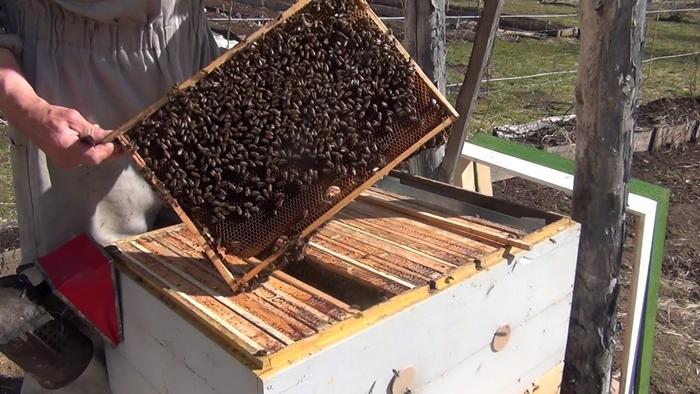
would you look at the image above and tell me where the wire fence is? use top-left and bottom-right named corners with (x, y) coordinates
top-left (445, 51), bottom-right (700, 89)
top-left (209, 7), bottom-right (700, 22)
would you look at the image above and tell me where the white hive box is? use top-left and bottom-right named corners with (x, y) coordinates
top-left (105, 175), bottom-right (580, 394)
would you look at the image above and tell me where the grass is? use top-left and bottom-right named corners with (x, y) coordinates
top-left (453, 0), bottom-right (700, 15)
top-left (445, 6), bottom-right (700, 132)
top-left (0, 126), bottom-right (15, 224)
top-left (447, 37), bottom-right (581, 130)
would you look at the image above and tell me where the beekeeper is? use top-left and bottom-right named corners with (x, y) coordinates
top-left (0, 1), bottom-right (219, 392)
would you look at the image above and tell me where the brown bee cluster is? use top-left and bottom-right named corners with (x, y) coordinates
top-left (131, 0), bottom-right (422, 224)
top-left (127, 0), bottom-right (452, 257)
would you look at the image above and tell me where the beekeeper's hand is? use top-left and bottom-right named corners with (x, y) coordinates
top-left (0, 48), bottom-right (120, 169)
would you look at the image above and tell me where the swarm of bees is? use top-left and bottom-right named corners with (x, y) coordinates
top-left (128, 0), bottom-right (451, 258)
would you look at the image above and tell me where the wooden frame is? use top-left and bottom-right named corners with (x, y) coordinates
top-left (103, 0), bottom-right (458, 292)
top-left (258, 218), bottom-right (573, 376)
top-left (462, 133), bottom-right (670, 394)
top-left (108, 173), bottom-right (575, 378)
top-left (387, 169), bottom-right (562, 225)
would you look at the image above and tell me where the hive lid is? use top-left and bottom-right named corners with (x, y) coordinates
top-left (105, 0), bottom-right (457, 288)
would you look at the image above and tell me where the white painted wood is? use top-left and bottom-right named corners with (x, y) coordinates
top-left (462, 143), bottom-right (574, 195)
top-left (621, 204), bottom-right (656, 393)
top-left (261, 225), bottom-right (579, 394)
top-left (427, 297), bottom-right (572, 393)
top-left (460, 142), bottom-right (656, 216)
top-left (105, 346), bottom-right (160, 394)
top-left (460, 141), bottom-right (659, 394)
top-left (106, 275), bottom-right (261, 394)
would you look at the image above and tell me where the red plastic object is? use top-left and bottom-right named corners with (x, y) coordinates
top-left (37, 234), bottom-right (121, 346)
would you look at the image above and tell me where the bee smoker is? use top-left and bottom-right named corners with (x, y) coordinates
top-left (0, 266), bottom-right (94, 389)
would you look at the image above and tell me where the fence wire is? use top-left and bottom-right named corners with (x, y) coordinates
top-left (211, 4), bottom-right (700, 128)
top-left (208, 7), bottom-right (700, 22)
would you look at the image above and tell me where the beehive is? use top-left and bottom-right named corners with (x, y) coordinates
top-left (108, 0), bottom-right (457, 275)
top-left (106, 175), bottom-right (581, 393)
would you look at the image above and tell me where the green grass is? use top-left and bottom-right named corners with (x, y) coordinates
top-left (453, 0), bottom-right (700, 15)
top-left (447, 37), bottom-right (582, 130)
top-left (0, 126), bottom-right (16, 223)
top-left (446, 6), bottom-right (700, 132)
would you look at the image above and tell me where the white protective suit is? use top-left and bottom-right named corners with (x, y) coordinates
top-left (0, 1), bottom-right (219, 392)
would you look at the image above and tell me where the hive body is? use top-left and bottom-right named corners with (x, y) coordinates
top-left (106, 179), bottom-right (580, 394)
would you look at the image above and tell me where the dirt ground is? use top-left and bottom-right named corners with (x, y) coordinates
top-left (0, 226), bottom-right (21, 394)
top-left (0, 253), bottom-right (21, 394)
top-left (636, 97), bottom-right (700, 130)
top-left (493, 142), bottom-right (700, 393)
top-left (0, 228), bottom-right (18, 254)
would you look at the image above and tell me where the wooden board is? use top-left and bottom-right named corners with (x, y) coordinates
top-left (110, 224), bottom-right (357, 366)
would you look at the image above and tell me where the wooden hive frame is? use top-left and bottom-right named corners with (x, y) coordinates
top-left (104, 0), bottom-right (459, 291)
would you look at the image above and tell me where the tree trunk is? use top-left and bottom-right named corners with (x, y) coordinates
top-left (404, 0), bottom-right (447, 178)
top-left (561, 0), bottom-right (647, 391)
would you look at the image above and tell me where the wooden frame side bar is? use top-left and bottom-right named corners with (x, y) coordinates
top-left (356, 193), bottom-right (534, 250)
